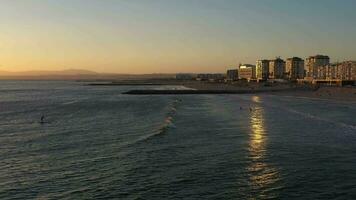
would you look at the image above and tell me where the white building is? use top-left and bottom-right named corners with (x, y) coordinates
top-left (238, 64), bottom-right (256, 80)
top-left (256, 60), bottom-right (269, 80)
top-left (269, 58), bottom-right (286, 79)
top-left (305, 55), bottom-right (330, 79)
top-left (286, 57), bottom-right (304, 80)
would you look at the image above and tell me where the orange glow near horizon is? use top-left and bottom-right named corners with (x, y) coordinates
top-left (1, 1), bottom-right (356, 74)
top-left (0, 24), bottom-right (236, 74)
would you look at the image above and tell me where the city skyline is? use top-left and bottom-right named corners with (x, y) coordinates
top-left (1, 0), bottom-right (356, 74)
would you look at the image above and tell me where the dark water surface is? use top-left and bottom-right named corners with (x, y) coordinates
top-left (0, 81), bottom-right (356, 199)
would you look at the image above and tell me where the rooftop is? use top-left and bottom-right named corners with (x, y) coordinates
top-left (270, 57), bottom-right (285, 62)
top-left (239, 64), bottom-right (255, 69)
top-left (286, 57), bottom-right (303, 61)
top-left (308, 55), bottom-right (330, 59)
top-left (257, 59), bottom-right (270, 62)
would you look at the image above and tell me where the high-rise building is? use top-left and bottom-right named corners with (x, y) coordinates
top-left (335, 61), bottom-right (356, 80)
top-left (325, 64), bottom-right (338, 79)
top-left (305, 55), bottom-right (330, 78)
top-left (226, 69), bottom-right (239, 81)
top-left (286, 57), bottom-right (304, 80)
top-left (238, 64), bottom-right (256, 80)
top-left (269, 58), bottom-right (286, 79)
top-left (256, 60), bottom-right (269, 80)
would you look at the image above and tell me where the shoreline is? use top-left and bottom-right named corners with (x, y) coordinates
top-left (271, 87), bottom-right (356, 103)
top-left (123, 89), bottom-right (292, 95)
top-left (86, 79), bottom-right (356, 102)
top-left (87, 83), bottom-right (167, 86)
top-left (121, 81), bottom-right (310, 95)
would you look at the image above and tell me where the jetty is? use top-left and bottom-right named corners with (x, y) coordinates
top-left (123, 88), bottom-right (294, 95)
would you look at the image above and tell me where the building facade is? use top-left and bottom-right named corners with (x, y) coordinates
top-left (238, 64), bottom-right (256, 80)
top-left (196, 73), bottom-right (225, 81)
top-left (269, 58), bottom-right (286, 79)
top-left (299, 61), bottom-right (356, 85)
top-left (336, 61), bottom-right (356, 80)
top-left (305, 55), bottom-right (330, 78)
top-left (175, 73), bottom-right (195, 80)
top-left (256, 60), bottom-right (269, 80)
top-left (286, 57), bottom-right (304, 80)
top-left (226, 69), bottom-right (239, 81)
top-left (325, 64), bottom-right (338, 79)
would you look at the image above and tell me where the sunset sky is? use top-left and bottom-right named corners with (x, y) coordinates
top-left (1, 0), bottom-right (356, 74)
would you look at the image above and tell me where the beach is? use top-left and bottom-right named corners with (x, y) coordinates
top-left (89, 79), bottom-right (356, 102)
top-left (184, 82), bottom-right (356, 102)
top-left (272, 87), bottom-right (356, 102)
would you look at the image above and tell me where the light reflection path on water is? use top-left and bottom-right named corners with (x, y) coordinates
top-left (247, 96), bottom-right (280, 198)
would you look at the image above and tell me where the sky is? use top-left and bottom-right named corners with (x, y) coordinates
top-left (0, 0), bottom-right (356, 74)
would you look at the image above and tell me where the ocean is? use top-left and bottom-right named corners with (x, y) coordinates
top-left (0, 81), bottom-right (356, 199)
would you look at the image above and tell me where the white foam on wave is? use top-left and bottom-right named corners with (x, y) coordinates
top-left (130, 118), bottom-right (176, 144)
top-left (127, 99), bottom-right (181, 145)
top-left (284, 107), bottom-right (356, 131)
top-left (162, 116), bottom-right (176, 129)
top-left (62, 100), bottom-right (79, 105)
top-left (244, 95), bottom-right (356, 132)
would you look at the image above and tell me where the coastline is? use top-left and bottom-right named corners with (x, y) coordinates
top-left (122, 81), bottom-right (304, 95)
top-left (271, 87), bottom-right (356, 103)
top-left (86, 79), bottom-right (356, 102)
top-left (123, 88), bottom-right (295, 95)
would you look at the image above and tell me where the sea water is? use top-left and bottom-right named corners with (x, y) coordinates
top-left (0, 81), bottom-right (356, 199)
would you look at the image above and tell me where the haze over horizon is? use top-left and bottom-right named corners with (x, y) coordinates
top-left (1, 0), bottom-right (356, 74)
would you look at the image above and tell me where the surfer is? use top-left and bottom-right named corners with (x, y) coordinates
top-left (40, 115), bottom-right (45, 123)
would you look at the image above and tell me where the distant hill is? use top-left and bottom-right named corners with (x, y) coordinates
top-left (0, 69), bottom-right (176, 80)
top-left (0, 69), bottom-right (98, 76)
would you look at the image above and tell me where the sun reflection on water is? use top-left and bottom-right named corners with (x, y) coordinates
top-left (247, 96), bottom-right (279, 196)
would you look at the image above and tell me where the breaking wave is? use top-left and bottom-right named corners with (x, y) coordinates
top-left (129, 98), bottom-right (181, 144)
top-left (284, 108), bottom-right (356, 131)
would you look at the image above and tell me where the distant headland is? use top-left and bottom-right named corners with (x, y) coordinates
top-left (0, 69), bottom-right (176, 80)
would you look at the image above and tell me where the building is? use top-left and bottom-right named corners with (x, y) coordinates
top-left (325, 64), bottom-right (338, 79)
top-left (238, 64), bottom-right (256, 80)
top-left (286, 57), bottom-right (304, 80)
top-left (269, 58), bottom-right (286, 79)
top-left (299, 61), bottom-right (356, 86)
top-left (316, 65), bottom-right (328, 79)
top-left (256, 60), bottom-right (269, 81)
top-left (315, 62), bottom-right (355, 85)
top-left (226, 69), bottom-right (239, 81)
top-left (334, 61), bottom-right (356, 81)
top-left (305, 55), bottom-right (330, 78)
top-left (196, 73), bottom-right (225, 82)
top-left (175, 73), bottom-right (195, 80)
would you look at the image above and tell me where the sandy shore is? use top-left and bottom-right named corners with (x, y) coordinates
top-left (92, 79), bottom-right (356, 102)
top-left (181, 81), bottom-right (295, 91)
top-left (181, 82), bottom-right (356, 102)
top-left (272, 87), bottom-right (356, 102)
top-left (123, 81), bottom-right (307, 95)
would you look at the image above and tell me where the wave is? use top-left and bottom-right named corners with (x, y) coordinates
top-left (62, 100), bottom-right (79, 105)
top-left (267, 94), bottom-right (356, 105)
top-left (160, 116), bottom-right (176, 131)
top-left (137, 115), bottom-right (176, 143)
top-left (0, 122), bottom-right (32, 126)
top-left (125, 99), bottom-right (181, 145)
top-left (238, 95), bottom-right (356, 132)
top-left (284, 108), bottom-right (356, 131)
top-left (0, 120), bottom-right (49, 126)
